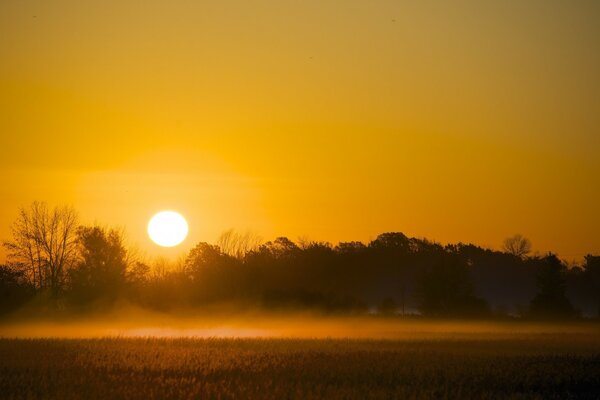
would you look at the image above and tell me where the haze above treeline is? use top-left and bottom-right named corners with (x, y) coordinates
top-left (1, 202), bottom-right (599, 320)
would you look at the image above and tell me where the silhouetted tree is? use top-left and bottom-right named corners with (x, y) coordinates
top-left (260, 237), bottom-right (300, 259)
top-left (186, 243), bottom-right (223, 272)
top-left (125, 261), bottom-right (151, 304)
top-left (3, 202), bottom-right (78, 297)
top-left (185, 242), bottom-right (240, 302)
top-left (369, 233), bottom-right (415, 314)
top-left (68, 226), bottom-right (129, 304)
top-left (529, 254), bottom-right (576, 318)
top-left (0, 265), bottom-right (34, 314)
top-left (503, 234), bottom-right (531, 258)
top-left (370, 232), bottom-right (410, 252)
top-left (417, 253), bottom-right (489, 317)
top-left (583, 255), bottom-right (600, 318)
top-left (128, 261), bottom-right (150, 286)
top-left (457, 243), bottom-right (536, 316)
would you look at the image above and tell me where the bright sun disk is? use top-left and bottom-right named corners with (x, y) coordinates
top-left (148, 211), bottom-right (188, 247)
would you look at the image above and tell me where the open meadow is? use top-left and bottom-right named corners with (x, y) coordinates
top-left (1, 318), bottom-right (600, 399)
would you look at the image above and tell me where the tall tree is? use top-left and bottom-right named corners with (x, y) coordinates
top-left (417, 253), bottom-right (488, 317)
top-left (583, 255), bottom-right (600, 318)
top-left (3, 202), bottom-right (78, 297)
top-left (185, 242), bottom-right (240, 302)
top-left (529, 254), bottom-right (576, 318)
top-left (68, 226), bottom-right (129, 304)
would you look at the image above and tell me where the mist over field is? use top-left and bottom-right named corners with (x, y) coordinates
top-left (2, 304), bottom-right (599, 340)
top-left (2, 315), bottom-right (600, 399)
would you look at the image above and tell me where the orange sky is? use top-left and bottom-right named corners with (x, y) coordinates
top-left (1, 1), bottom-right (599, 262)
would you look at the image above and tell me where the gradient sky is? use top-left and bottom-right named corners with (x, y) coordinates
top-left (1, 0), bottom-right (599, 261)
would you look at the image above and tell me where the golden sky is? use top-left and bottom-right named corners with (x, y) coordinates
top-left (1, 0), bottom-right (599, 261)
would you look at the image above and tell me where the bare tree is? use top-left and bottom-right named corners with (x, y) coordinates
top-left (503, 234), bottom-right (532, 258)
top-left (217, 229), bottom-right (262, 259)
top-left (3, 202), bottom-right (79, 296)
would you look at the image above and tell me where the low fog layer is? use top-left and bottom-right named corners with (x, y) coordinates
top-left (2, 306), bottom-right (599, 339)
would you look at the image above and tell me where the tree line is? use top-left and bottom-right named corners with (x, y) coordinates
top-left (1, 202), bottom-right (599, 318)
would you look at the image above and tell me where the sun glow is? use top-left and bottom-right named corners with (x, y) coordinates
top-left (148, 211), bottom-right (189, 247)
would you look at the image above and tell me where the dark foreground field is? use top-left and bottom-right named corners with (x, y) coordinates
top-left (1, 334), bottom-right (600, 399)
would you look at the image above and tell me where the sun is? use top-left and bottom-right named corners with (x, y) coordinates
top-left (148, 211), bottom-right (189, 247)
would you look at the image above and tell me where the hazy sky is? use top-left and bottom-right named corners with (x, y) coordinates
top-left (1, 0), bottom-right (599, 261)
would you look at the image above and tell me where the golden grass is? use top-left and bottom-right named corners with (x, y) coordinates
top-left (1, 332), bottom-right (600, 399)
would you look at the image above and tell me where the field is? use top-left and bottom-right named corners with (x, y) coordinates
top-left (2, 328), bottom-right (600, 399)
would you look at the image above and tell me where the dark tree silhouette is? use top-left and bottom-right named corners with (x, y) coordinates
top-left (457, 243), bottom-right (536, 316)
top-left (186, 242), bottom-right (223, 272)
top-left (0, 265), bottom-right (34, 314)
top-left (185, 242), bottom-right (240, 302)
top-left (583, 255), bottom-right (600, 318)
top-left (370, 232), bottom-right (410, 252)
top-left (68, 226), bottom-right (129, 304)
top-left (529, 254), bottom-right (576, 318)
top-left (417, 253), bottom-right (489, 317)
top-left (260, 237), bottom-right (300, 259)
top-left (368, 233), bottom-right (416, 315)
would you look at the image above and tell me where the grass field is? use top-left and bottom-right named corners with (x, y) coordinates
top-left (1, 332), bottom-right (600, 399)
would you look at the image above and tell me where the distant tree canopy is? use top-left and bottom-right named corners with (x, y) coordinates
top-left (1, 204), bottom-right (598, 319)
